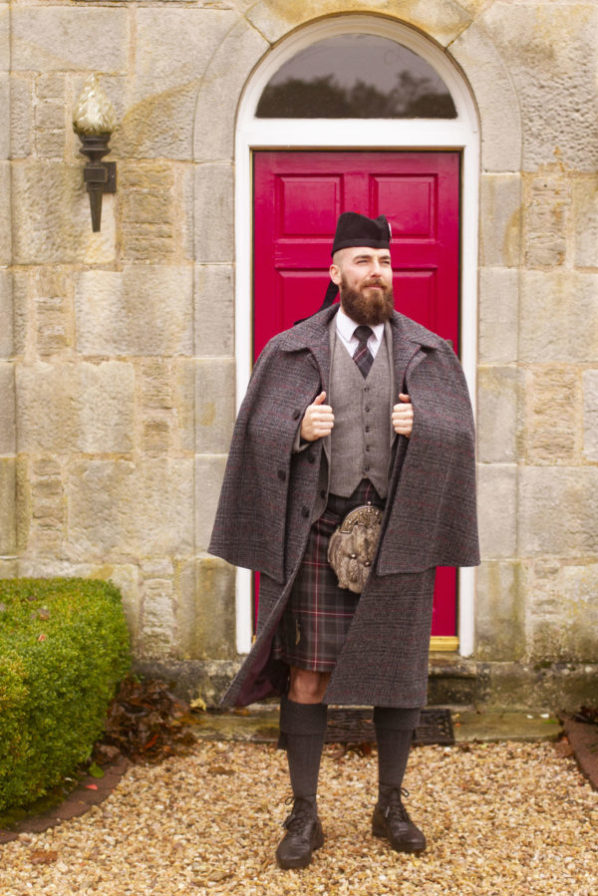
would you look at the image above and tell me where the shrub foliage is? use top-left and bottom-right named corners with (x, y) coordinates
top-left (0, 579), bottom-right (131, 812)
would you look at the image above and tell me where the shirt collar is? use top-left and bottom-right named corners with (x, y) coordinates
top-left (336, 304), bottom-right (385, 344)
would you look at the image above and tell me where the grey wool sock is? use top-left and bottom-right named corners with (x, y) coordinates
top-left (374, 706), bottom-right (421, 802)
top-left (279, 696), bottom-right (328, 804)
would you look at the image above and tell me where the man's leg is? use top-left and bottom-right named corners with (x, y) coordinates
top-left (372, 706), bottom-right (426, 854)
top-left (276, 668), bottom-right (330, 870)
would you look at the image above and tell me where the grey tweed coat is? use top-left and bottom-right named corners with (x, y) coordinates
top-left (208, 305), bottom-right (479, 708)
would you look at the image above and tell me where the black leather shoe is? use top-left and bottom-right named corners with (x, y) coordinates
top-left (275, 798), bottom-right (325, 870)
top-left (372, 788), bottom-right (426, 854)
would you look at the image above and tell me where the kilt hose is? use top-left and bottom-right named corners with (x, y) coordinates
top-left (272, 479), bottom-right (385, 672)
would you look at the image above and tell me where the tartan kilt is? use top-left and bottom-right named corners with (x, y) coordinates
top-left (272, 479), bottom-right (384, 672)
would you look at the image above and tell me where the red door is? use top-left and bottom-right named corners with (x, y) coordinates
top-left (253, 151), bottom-right (461, 640)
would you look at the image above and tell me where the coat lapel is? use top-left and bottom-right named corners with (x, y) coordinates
top-left (278, 305), bottom-right (338, 392)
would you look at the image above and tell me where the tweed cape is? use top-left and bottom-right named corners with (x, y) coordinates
top-left (208, 306), bottom-right (480, 708)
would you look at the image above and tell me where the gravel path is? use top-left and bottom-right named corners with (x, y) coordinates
top-left (1, 740), bottom-right (596, 895)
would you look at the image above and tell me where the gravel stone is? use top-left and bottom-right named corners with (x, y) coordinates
top-left (0, 740), bottom-right (596, 895)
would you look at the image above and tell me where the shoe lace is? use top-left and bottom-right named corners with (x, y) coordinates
top-left (383, 787), bottom-right (411, 821)
top-left (282, 797), bottom-right (316, 832)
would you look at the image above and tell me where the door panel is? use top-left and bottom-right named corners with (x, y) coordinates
top-left (253, 150), bottom-right (461, 639)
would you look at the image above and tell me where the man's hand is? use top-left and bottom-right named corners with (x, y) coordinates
top-left (392, 392), bottom-right (414, 438)
top-left (300, 391), bottom-right (335, 442)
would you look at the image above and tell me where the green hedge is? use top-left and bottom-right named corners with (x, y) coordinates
top-left (0, 578), bottom-right (131, 812)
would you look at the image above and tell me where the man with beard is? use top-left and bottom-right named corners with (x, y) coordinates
top-left (209, 212), bottom-right (479, 869)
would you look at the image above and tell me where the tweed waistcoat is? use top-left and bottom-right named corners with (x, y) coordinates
top-left (329, 324), bottom-right (392, 498)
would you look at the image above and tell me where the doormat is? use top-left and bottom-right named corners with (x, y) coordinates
top-left (325, 708), bottom-right (454, 746)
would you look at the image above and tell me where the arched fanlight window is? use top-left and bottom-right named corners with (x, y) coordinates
top-left (256, 34), bottom-right (457, 119)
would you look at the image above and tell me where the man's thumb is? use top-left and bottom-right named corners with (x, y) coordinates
top-left (314, 391), bottom-right (327, 405)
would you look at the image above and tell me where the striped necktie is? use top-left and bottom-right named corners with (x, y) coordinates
top-left (352, 325), bottom-right (374, 378)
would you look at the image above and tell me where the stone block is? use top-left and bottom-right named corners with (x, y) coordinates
top-left (0, 4), bottom-right (8, 73)
top-left (0, 457), bottom-right (16, 555)
top-left (12, 163), bottom-right (115, 266)
top-left (582, 370), bottom-right (598, 462)
top-left (450, 19), bottom-right (521, 173)
top-left (195, 455), bottom-right (227, 552)
top-left (193, 19), bottom-right (268, 162)
top-left (519, 466), bottom-right (598, 557)
top-left (520, 271), bottom-right (598, 363)
top-left (140, 561), bottom-right (177, 659)
top-left (0, 269), bottom-right (11, 358)
top-left (171, 360), bottom-right (196, 454)
top-left (75, 266), bottom-right (193, 357)
top-left (479, 174), bottom-right (522, 267)
top-left (117, 8), bottom-right (232, 160)
top-left (525, 561), bottom-right (598, 663)
top-left (36, 73), bottom-right (67, 102)
top-left (480, 2), bottom-right (598, 172)
top-left (177, 556), bottom-right (236, 661)
top-left (116, 161), bottom-right (186, 263)
top-left (11, 8), bottom-right (128, 73)
top-left (10, 75), bottom-right (33, 158)
top-left (477, 463), bottom-right (517, 559)
top-left (0, 161), bottom-right (10, 266)
top-left (35, 100), bottom-right (65, 132)
top-left (0, 560), bottom-right (17, 579)
top-left (524, 366), bottom-right (581, 464)
top-left (0, 361), bottom-right (15, 454)
top-left (67, 458), bottom-right (194, 561)
top-left (35, 292), bottom-right (73, 358)
top-left (573, 177), bottom-right (598, 268)
top-left (475, 561), bottom-right (525, 661)
top-left (16, 361), bottom-right (135, 454)
top-left (194, 164), bottom-right (233, 263)
top-left (246, 0), bottom-right (469, 47)
top-left (477, 366), bottom-right (521, 464)
top-left (524, 174), bottom-right (571, 268)
top-left (478, 268), bottom-right (519, 364)
top-left (0, 74), bottom-right (8, 160)
top-left (136, 8), bottom-right (232, 96)
top-left (194, 265), bottom-right (234, 357)
top-left (196, 359), bottom-right (235, 453)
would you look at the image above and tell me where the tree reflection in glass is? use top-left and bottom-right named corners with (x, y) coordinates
top-left (257, 35), bottom-right (456, 119)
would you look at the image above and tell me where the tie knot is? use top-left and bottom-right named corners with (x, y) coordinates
top-left (353, 325), bottom-right (373, 345)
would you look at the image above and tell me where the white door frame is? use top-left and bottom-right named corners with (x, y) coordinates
top-left (234, 15), bottom-right (480, 657)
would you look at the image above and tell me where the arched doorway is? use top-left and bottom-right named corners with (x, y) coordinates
top-left (234, 15), bottom-right (479, 657)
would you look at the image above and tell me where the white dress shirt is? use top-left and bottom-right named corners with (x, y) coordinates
top-left (335, 305), bottom-right (385, 359)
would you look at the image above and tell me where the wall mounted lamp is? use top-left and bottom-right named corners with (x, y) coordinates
top-left (73, 75), bottom-right (117, 233)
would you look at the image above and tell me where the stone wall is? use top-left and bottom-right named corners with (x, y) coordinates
top-left (1, 0), bottom-right (597, 709)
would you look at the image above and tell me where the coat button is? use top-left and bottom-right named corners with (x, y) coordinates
top-left (292, 409), bottom-right (301, 420)
top-left (277, 469), bottom-right (286, 482)
top-left (307, 452), bottom-right (316, 464)
top-left (301, 506), bottom-right (310, 518)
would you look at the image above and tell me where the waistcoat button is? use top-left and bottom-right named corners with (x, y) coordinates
top-left (301, 506), bottom-right (309, 518)
top-left (277, 469), bottom-right (286, 481)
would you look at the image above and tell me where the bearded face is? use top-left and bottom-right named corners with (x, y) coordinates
top-left (339, 276), bottom-right (394, 326)
top-left (330, 247), bottom-right (395, 325)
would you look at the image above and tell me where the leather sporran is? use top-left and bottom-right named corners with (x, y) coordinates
top-left (327, 504), bottom-right (383, 594)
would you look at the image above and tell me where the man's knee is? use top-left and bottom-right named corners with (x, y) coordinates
top-left (289, 668), bottom-right (331, 703)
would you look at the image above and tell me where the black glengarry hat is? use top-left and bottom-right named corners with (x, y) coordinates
top-left (331, 212), bottom-right (391, 256)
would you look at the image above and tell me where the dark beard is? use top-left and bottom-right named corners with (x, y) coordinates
top-left (339, 278), bottom-right (394, 326)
